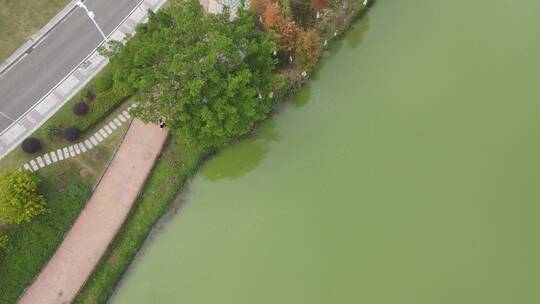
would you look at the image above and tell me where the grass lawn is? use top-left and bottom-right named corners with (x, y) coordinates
top-left (0, 0), bottom-right (70, 62)
top-left (0, 76), bottom-right (132, 303)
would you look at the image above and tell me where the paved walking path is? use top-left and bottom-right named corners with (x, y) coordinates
top-left (18, 119), bottom-right (168, 304)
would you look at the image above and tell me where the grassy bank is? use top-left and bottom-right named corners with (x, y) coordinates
top-left (75, 135), bottom-right (208, 303)
top-left (0, 0), bottom-right (70, 62)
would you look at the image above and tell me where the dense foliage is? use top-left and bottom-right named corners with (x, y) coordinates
top-left (294, 28), bottom-right (321, 70)
top-left (0, 170), bottom-right (46, 224)
top-left (251, 0), bottom-right (321, 70)
top-left (0, 232), bottom-right (7, 250)
top-left (105, 0), bottom-right (279, 148)
top-left (95, 73), bottom-right (113, 93)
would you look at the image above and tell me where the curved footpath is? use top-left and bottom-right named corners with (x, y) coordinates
top-left (18, 119), bottom-right (168, 304)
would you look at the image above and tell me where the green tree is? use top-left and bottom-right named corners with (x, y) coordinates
top-left (0, 170), bottom-right (46, 224)
top-left (107, 0), bottom-right (279, 148)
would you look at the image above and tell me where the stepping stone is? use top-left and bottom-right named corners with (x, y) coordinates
top-left (63, 147), bottom-right (71, 158)
top-left (108, 122), bottom-right (117, 130)
top-left (122, 110), bottom-right (131, 118)
top-left (114, 118), bottom-right (122, 126)
top-left (95, 132), bottom-right (104, 142)
top-left (44, 154), bottom-right (52, 165)
top-left (57, 149), bottom-right (64, 160)
top-left (36, 157), bottom-right (45, 168)
top-left (78, 142), bottom-right (87, 153)
top-left (30, 160), bottom-right (39, 171)
top-left (85, 139), bottom-right (94, 149)
top-left (24, 164), bottom-right (32, 172)
top-left (90, 136), bottom-right (99, 145)
top-left (99, 129), bottom-right (109, 138)
top-left (74, 144), bottom-right (81, 155)
top-left (69, 146), bottom-right (76, 157)
top-left (51, 151), bottom-right (58, 162)
top-left (104, 125), bottom-right (113, 134)
top-left (118, 114), bottom-right (127, 122)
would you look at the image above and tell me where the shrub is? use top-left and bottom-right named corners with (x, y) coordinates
top-left (0, 232), bottom-right (7, 250)
top-left (290, 0), bottom-right (316, 27)
top-left (21, 137), bottom-right (42, 154)
top-left (95, 74), bottom-right (113, 93)
top-left (83, 88), bottom-right (96, 103)
top-left (44, 124), bottom-right (59, 138)
top-left (0, 170), bottom-right (46, 224)
top-left (75, 88), bottom-right (131, 132)
top-left (294, 28), bottom-right (321, 70)
top-left (63, 127), bottom-right (81, 142)
top-left (73, 102), bottom-right (89, 116)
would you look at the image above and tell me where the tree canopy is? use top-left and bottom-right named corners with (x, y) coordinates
top-left (106, 0), bottom-right (279, 148)
top-left (0, 170), bottom-right (46, 224)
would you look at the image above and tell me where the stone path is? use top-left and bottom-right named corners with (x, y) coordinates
top-left (18, 119), bottom-right (168, 304)
top-left (22, 107), bottom-right (134, 172)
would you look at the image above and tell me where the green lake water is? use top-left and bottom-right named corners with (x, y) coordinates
top-left (112, 1), bottom-right (540, 303)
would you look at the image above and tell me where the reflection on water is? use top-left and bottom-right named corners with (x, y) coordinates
top-left (202, 120), bottom-right (281, 181)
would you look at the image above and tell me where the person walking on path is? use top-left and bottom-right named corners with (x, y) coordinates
top-left (159, 117), bottom-right (166, 129)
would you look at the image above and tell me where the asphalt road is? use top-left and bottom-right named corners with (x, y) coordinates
top-left (0, 0), bottom-right (139, 132)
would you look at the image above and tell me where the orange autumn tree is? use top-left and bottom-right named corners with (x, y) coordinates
top-left (263, 1), bottom-right (283, 30)
top-left (260, 0), bottom-right (300, 53)
top-left (294, 28), bottom-right (321, 70)
top-left (309, 0), bottom-right (328, 12)
top-left (250, 0), bottom-right (270, 17)
top-left (276, 19), bottom-right (300, 52)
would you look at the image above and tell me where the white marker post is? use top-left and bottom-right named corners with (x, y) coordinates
top-left (76, 1), bottom-right (108, 41)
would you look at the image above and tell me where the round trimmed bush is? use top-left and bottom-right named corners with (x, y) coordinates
top-left (21, 137), bottom-right (42, 154)
top-left (63, 127), bottom-right (81, 142)
top-left (73, 102), bottom-right (89, 116)
top-left (95, 74), bottom-right (113, 93)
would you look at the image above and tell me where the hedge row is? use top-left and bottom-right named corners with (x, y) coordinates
top-left (74, 88), bottom-right (131, 132)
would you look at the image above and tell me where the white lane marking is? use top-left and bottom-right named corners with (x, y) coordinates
top-left (0, 111), bottom-right (15, 122)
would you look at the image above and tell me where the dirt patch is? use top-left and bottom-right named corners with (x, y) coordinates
top-left (107, 254), bottom-right (117, 265)
top-left (79, 168), bottom-right (91, 178)
top-left (90, 151), bottom-right (102, 163)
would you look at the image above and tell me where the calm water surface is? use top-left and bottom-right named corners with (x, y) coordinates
top-left (113, 1), bottom-right (540, 303)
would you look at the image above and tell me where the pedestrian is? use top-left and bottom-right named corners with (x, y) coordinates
top-left (159, 118), bottom-right (165, 129)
